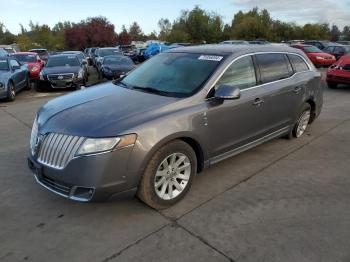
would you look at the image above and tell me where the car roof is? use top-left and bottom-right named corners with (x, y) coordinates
top-left (166, 44), bottom-right (302, 56)
top-left (62, 51), bottom-right (83, 54)
top-left (11, 52), bottom-right (37, 55)
top-left (49, 54), bottom-right (78, 58)
top-left (29, 48), bottom-right (47, 51)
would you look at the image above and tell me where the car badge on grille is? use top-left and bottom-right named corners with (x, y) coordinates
top-left (57, 75), bottom-right (64, 80)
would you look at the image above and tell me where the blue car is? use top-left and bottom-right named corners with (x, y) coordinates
top-left (0, 56), bottom-right (30, 101)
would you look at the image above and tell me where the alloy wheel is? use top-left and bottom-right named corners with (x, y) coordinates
top-left (296, 109), bottom-right (311, 137)
top-left (154, 153), bottom-right (191, 200)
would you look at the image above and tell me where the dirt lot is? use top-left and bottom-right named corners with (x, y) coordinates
top-left (1, 68), bottom-right (350, 262)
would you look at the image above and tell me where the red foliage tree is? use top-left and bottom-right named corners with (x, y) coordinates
top-left (118, 25), bottom-right (132, 45)
top-left (65, 17), bottom-right (117, 50)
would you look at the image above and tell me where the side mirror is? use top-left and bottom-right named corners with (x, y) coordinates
top-left (82, 60), bottom-right (87, 65)
top-left (12, 65), bottom-right (20, 71)
top-left (214, 85), bottom-right (241, 100)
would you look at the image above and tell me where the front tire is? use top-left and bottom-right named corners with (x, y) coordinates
top-left (292, 103), bottom-right (311, 138)
top-left (137, 140), bottom-right (197, 210)
top-left (6, 81), bottom-right (15, 102)
top-left (327, 81), bottom-right (338, 89)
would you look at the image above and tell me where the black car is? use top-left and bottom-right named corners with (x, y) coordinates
top-left (119, 45), bottom-right (138, 62)
top-left (323, 44), bottom-right (350, 60)
top-left (38, 54), bottom-right (86, 90)
top-left (29, 49), bottom-right (49, 61)
top-left (94, 48), bottom-right (122, 69)
top-left (304, 41), bottom-right (335, 50)
top-left (62, 51), bottom-right (89, 78)
top-left (99, 55), bottom-right (135, 80)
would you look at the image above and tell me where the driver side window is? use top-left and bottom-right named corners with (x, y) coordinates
top-left (10, 59), bottom-right (20, 68)
top-left (216, 56), bottom-right (256, 90)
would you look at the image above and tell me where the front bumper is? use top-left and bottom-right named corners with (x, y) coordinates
top-left (38, 78), bottom-right (84, 89)
top-left (327, 69), bottom-right (350, 84)
top-left (27, 146), bottom-right (139, 202)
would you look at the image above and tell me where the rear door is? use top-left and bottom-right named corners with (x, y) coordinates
top-left (9, 59), bottom-right (25, 89)
top-left (254, 53), bottom-right (304, 133)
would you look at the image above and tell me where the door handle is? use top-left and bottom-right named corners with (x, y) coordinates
top-left (253, 98), bottom-right (264, 106)
top-left (293, 86), bottom-right (302, 94)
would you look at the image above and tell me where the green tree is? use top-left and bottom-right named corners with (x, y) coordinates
top-left (128, 22), bottom-right (145, 41)
top-left (343, 26), bottom-right (350, 40)
top-left (158, 18), bottom-right (172, 41)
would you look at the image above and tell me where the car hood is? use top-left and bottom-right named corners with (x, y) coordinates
top-left (308, 52), bottom-right (334, 58)
top-left (42, 66), bottom-right (80, 75)
top-left (25, 62), bottom-right (40, 68)
top-left (37, 82), bottom-right (179, 137)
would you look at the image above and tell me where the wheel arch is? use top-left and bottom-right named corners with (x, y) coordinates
top-left (304, 97), bottom-right (316, 123)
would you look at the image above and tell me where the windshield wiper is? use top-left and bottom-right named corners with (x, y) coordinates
top-left (131, 86), bottom-right (170, 96)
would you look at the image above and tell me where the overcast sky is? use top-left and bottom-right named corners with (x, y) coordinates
top-left (1, 0), bottom-right (350, 34)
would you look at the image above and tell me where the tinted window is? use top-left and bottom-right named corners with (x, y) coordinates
top-left (256, 53), bottom-right (291, 83)
top-left (0, 59), bottom-right (9, 70)
top-left (9, 59), bottom-right (20, 67)
top-left (288, 54), bottom-right (309, 72)
top-left (46, 56), bottom-right (80, 67)
top-left (324, 46), bottom-right (334, 53)
top-left (334, 47), bottom-right (345, 54)
top-left (12, 54), bottom-right (37, 63)
top-left (98, 49), bottom-right (121, 57)
top-left (303, 46), bottom-right (322, 53)
top-left (121, 53), bottom-right (223, 97)
top-left (216, 56), bottom-right (256, 90)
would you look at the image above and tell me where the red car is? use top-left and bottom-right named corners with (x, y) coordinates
top-left (10, 52), bottom-right (44, 80)
top-left (291, 44), bottom-right (336, 67)
top-left (326, 54), bottom-right (350, 88)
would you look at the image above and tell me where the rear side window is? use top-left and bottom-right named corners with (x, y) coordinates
top-left (216, 56), bottom-right (256, 90)
top-left (288, 54), bottom-right (309, 72)
top-left (255, 53), bottom-right (291, 83)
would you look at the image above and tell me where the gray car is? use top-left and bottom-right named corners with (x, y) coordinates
top-left (28, 45), bottom-right (323, 209)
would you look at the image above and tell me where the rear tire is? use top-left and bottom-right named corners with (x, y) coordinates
top-left (137, 140), bottom-right (197, 210)
top-left (327, 81), bottom-right (338, 89)
top-left (6, 81), bottom-right (15, 102)
top-left (292, 103), bottom-right (311, 138)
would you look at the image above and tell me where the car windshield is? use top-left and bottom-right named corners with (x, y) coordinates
top-left (0, 59), bottom-right (9, 70)
top-left (304, 46), bottom-right (322, 53)
top-left (119, 52), bottom-right (224, 97)
top-left (46, 56), bottom-right (79, 67)
top-left (99, 49), bottom-right (121, 57)
top-left (13, 54), bottom-right (37, 63)
top-left (104, 56), bottom-right (133, 65)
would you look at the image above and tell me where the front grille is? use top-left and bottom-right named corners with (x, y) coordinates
top-left (48, 73), bottom-right (74, 81)
top-left (37, 133), bottom-right (84, 169)
top-left (40, 175), bottom-right (71, 196)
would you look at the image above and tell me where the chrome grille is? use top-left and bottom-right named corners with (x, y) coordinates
top-left (30, 118), bottom-right (38, 156)
top-left (48, 73), bottom-right (74, 81)
top-left (37, 133), bottom-right (84, 169)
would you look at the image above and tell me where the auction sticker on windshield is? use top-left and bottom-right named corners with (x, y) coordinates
top-left (198, 55), bottom-right (223, 61)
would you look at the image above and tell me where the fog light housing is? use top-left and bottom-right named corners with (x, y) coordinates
top-left (70, 186), bottom-right (95, 201)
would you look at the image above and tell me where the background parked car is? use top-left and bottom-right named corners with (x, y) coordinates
top-left (86, 47), bottom-right (98, 66)
top-left (219, 40), bottom-right (249, 45)
top-left (0, 48), bottom-right (8, 56)
top-left (292, 44), bottom-right (336, 67)
top-left (326, 52), bottom-right (350, 88)
top-left (337, 41), bottom-right (350, 45)
top-left (119, 45), bottom-right (138, 62)
top-left (10, 52), bottom-right (44, 84)
top-left (99, 55), bottom-right (135, 80)
top-left (323, 44), bottom-right (350, 60)
top-left (38, 54), bottom-right (87, 90)
top-left (0, 56), bottom-right (30, 101)
top-left (94, 47), bottom-right (122, 70)
top-left (62, 51), bottom-right (89, 79)
top-left (29, 48), bottom-right (49, 62)
top-left (0, 45), bottom-right (17, 54)
top-left (303, 40), bottom-right (333, 50)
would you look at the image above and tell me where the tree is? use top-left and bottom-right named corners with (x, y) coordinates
top-left (65, 17), bottom-right (117, 50)
top-left (158, 18), bottom-right (172, 41)
top-left (129, 22), bottom-right (144, 41)
top-left (118, 25), bottom-right (132, 45)
top-left (0, 22), bottom-right (16, 44)
top-left (343, 26), bottom-right (350, 40)
top-left (330, 25), bottom-right (341, 42)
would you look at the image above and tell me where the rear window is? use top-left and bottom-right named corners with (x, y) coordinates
top-left (288, 54), bottom-right (309, 72)
top-left (12, 54), bottom-right (37, 63)
top-left (256, 53), bottom-right (292, 83)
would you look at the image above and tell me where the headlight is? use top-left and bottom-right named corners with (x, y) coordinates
top-left (76, 134), bottom-right (137, 156)
top-left (39, 71), bottom-right (44, 80)
top-left (316, 56), bottom-right (325, 60)
top-left (31, 66), bottom-right (39, 72)
top-left (77, 70), bottom-right (84, 79)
